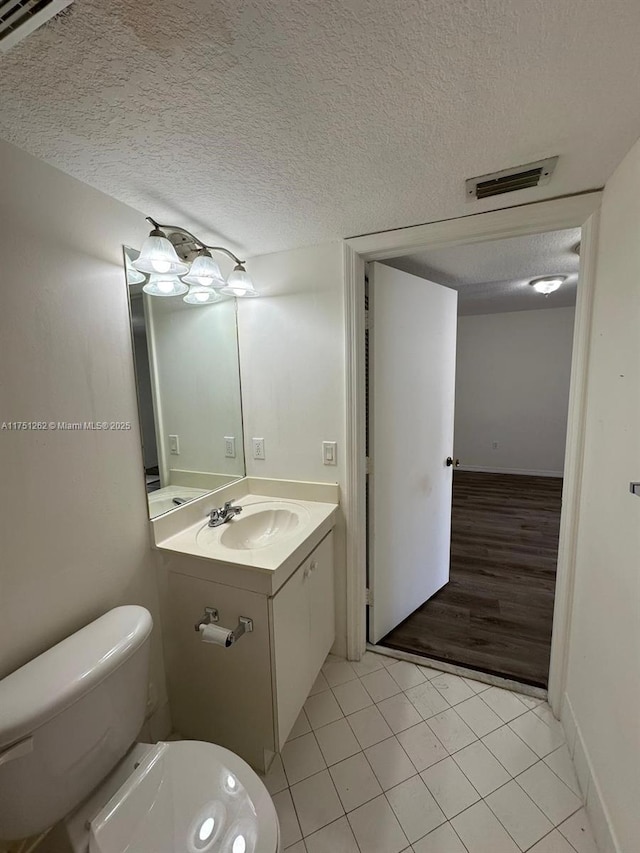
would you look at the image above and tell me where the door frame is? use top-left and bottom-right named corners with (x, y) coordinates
top-left (343, 191), bottom-right (602, 714)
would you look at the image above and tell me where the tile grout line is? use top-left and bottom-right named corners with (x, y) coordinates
top-left (280, 655), bottom-right (588, 853)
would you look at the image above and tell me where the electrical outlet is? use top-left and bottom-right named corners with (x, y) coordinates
top-left (224, 436), bottom-right (236, 458)
top-left (252, 437), bottom-right (265, 460)
top-left (322, 441), bottom-right (337, 465)
top-left (169, 434), bottom-right (180, 455)
top-left (492, 441), bottom-right (499, 450)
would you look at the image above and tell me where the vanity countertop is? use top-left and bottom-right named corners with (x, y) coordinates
top-left (152, 479), bottom-right (339, 596)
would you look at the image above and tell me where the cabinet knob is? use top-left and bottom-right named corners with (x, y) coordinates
top-left (310, 560), bottom-right (318, 572)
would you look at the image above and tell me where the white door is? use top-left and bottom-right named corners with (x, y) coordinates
top-left (369, 262), bottom-right (458, 643)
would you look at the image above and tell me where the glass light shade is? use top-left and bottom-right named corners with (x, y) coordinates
top-left (530, 276), bottom-right (566, 295)
top-left (133, 232), bottom-right (189, 276)
top-left (221, 265), bottom-right (258, 298)
top-left (143, 274), bottom-right (189, 297)
top-left (181, 253), bottom-right (226, 287)
top-left (125, 255), bottom-right (146, 285)
top-left (183, 283), bottom-right (222, 305)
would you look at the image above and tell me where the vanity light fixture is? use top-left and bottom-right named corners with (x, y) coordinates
top-left (138, 217), bottom-right (258, 299)
top-left (133, 228), bottom-right (189, 276)
top-left (142, 274), bottom-right (189, 298)
top-left (183, 283), bottom-right (223, 304)
top-left (125, 254), bottom-right (146, 285)
top-left (529, 275), bottom-right (567, 296)
top-left (221, 264), bottom-right (258, 298)
top-left (181, 250), bottom-right (226, 288)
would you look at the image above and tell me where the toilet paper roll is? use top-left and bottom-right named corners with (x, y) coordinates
top-left (199, 623), bottom-right (234, 647)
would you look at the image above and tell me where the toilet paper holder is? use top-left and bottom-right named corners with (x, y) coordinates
top-left (194, 607), bottom-right (253, 646)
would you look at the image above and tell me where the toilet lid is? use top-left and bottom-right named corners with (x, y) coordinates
top-left (89, 741), bottom-right (279, 853)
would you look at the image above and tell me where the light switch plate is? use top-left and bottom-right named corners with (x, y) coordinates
top-left (169, 434), bottom-right (180, 455)
top-left (224, 436), bottom-right (236, 458)
top-left (322, 441), bottom-right (337, 465)
top-left (252, 437), bottom-right (265, 460)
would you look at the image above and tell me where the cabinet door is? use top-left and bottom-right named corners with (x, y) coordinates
top-left (272, 556), bottom-right (312, 749)
top-left (272, 532), bottom-right (335, 749)
top-left (307, 532), bottom-right (335, 678)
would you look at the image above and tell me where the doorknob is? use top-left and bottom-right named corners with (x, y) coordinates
top-left (446, 457), bottom-right (460, 467)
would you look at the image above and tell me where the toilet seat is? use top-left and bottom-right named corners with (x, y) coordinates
top-left (88, 741), bottom-right (280, 853)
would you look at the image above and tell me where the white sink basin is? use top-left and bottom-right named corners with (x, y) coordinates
top-left (196, 501), bottom-right (311, 552)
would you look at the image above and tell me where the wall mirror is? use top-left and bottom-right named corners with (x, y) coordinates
top-left (123, 246), bottom-right (246, 519)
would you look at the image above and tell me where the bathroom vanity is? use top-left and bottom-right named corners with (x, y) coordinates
top-left (152, 479), bottom-right (339, 772)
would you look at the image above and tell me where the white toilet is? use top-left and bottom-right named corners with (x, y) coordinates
top-left (0, 606), bottom-right (280, 853)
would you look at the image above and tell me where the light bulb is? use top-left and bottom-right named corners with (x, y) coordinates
top-left (158, 278), bottom-right (175, 293)
top-left (152, 259), bottom-right (171, 274)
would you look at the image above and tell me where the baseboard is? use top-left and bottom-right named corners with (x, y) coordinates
top-left (561, 693), bottom-right (622, 853)
top-left (458, 464), bottom-right (564, 478)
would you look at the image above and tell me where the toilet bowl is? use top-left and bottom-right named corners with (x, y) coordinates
top-left (70, 740), bottom-right (279, 853)
top-left (0, 606), bottom-right (280, 853)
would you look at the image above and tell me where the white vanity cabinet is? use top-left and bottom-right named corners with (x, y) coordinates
top-left (271, 532), bottom-right (335, 750)
top-left (161, 530), bottom-right (335, 772)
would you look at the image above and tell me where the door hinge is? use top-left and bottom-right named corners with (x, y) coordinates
top-left (365, 588), bottom-right (373, 606)
top-left (366, 456), bottom-right (373, 475)
top-left (364, 308), bottom-right (370, 330)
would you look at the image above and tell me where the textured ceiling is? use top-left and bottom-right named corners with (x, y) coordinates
top-left (1, 2), bottom-right (640, 256)
top-left (385, 228), bottom-right (581, 315)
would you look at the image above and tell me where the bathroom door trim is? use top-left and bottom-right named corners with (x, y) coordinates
top-left (343, 191), bottom-right (602, 715)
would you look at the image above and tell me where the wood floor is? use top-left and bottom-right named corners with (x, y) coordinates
top-left (381, 471), bottom-right (563, 687)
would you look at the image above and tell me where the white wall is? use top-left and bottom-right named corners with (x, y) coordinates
top-left (237, 243), bottom-right (348, 655)
top-left (455, 307), bottom-right (575, 476)
top-left (0, 140), bottom-right (169, 733)
top-left (148, 295), bottom-right (245, 482)
top-left (562, 139), bottom-right (640, 853)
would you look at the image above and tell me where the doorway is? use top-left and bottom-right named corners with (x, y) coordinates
top-left (343, 193), bottom-right (602, 709)
top-left (370, 229), bottom-right (579, 687)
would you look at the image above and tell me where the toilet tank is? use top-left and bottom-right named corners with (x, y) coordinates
top-left (0, 606), bottom-right (153, 841)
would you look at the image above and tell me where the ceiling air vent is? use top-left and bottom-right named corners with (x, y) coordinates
top-left (0, 0), bottom-right (73, 53)
top-left (465, 157), bottom-right (558, 201)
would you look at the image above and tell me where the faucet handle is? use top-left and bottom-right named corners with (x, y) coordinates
top-left (224, 499), bottom-right (237, 510)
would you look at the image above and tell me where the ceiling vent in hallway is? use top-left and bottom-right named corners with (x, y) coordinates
top-left (0, 0), bottom-right (73, 53)
top-left (465, 156), bottom-right (558, 201)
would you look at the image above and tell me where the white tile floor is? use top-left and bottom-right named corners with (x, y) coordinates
top-left (262, 652), bottom-right (598, 853)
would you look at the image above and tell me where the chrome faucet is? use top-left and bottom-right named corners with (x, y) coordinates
top-left (207, 499), bottom-right (243, 528)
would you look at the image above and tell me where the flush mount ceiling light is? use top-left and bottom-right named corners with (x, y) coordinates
top-left (138, 217), bottom-right (258, 300)
top-left (529, 275), bottom-right (567, 296)
top-left (143, 274), bottom-right (189, 297)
